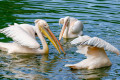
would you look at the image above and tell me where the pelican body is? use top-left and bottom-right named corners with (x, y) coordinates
top-left (65, 36), bottom-right (119, 69)
top-left (0, 19), bottom-right (65, 54)
top-left (59, 16), bottom-right (83, 40)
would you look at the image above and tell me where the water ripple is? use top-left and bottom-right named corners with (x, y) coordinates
top-left (0, 0), bottom-right (120, 80)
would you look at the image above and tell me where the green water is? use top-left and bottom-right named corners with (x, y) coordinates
top-left (0, 0), bottom-right (120, 80)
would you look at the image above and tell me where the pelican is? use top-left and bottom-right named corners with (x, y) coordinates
top-left (0, 19), bottom-right (65, 54)
top-left (65, 35), bottom-right (119, 69)
top-left (59, 16), bottom-right (83, 40)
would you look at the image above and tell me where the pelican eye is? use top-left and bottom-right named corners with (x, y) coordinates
top-left (44, 24), bottom-right (49, 28)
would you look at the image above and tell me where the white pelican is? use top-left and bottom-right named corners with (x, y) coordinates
top-left (59, 16), bottom-right (83, 40)
top-left (65, 35), bottom-right (119, 69)
top-left (0, 19), bottom-right (65, 54)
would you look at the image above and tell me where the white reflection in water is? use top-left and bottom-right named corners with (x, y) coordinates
top-left (70, 67), bottom-right (110, 79)
top-left (0, 52), bottom-right (50, 80)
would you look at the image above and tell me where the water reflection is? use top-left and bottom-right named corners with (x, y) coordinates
top-left (60, 38), bottom-right (74, 50)
top-left (0, 53), bottom-right (50, 80)
top-left (71, 67), bottom-right (110, 79)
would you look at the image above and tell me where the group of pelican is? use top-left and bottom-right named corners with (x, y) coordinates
top-left (0, 16), bottom-right (119, 69)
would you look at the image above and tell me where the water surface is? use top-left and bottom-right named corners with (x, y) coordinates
top-left (0, 0), bottom-right (120, 80)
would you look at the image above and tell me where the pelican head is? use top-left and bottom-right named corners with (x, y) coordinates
top-left (35, 19), bottom-right (49, 28)
top-left (35, 19), bottom-right (66, 54)
top-left (59, 16), bottom-right (70, 40)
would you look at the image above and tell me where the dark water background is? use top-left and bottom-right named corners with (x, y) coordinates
top-left (0, 0), bottom-right (120, 80)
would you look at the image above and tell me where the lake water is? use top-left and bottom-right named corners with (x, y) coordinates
top-left (0, 0), bottom-right (120, 80)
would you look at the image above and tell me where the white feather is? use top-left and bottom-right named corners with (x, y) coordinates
top-left (71, 21), bottom-right (83, 34)
top-left (65, 36), bottom-right (119, 69)
top-left (59, 16), bottom-right (84, 39)
top-left (82, 37), bottom-right (119, 55)
top-left (71, 36), bottom-right (119, 55)
top-left (0, 25), bottom-right (40, 49)
top-left (71, 35), bottom-right (91, 45)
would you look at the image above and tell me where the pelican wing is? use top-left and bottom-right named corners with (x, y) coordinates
top-left (80, 37), bottom-right (119, 55)
top-left (0, 25), bottom-right (40, 49)
top-left (14, 23), bottom-right (36, 38)
top-left (71, 35), bottom-right (91, 45)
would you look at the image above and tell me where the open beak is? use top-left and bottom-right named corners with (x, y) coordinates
top-left (46, 28), bottom-right (66, 54)
top-left (38, 25), bottom-right (66, 54)
top-left (59, 20), bottom-right (68, 41)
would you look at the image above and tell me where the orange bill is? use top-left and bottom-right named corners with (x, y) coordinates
top-left (46, 28), bottom-right (66, 54)
top-left (59, 21), bottom-right (68, 41)
top-left (38, 25), bottom-right (61, 54)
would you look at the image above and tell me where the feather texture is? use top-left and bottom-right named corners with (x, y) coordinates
top-left (71, 35), bottom-right (91, 45)
top-left (71, 21), bottom-right (83, 34)
top-left (0, 25), bottom-right (40, 49)
top-left (59, 16), bottom-right (83, 39)
top-left (65, 36), bottom-right (119, 69)
top-left (71, 36), bottom-right (119, 55)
